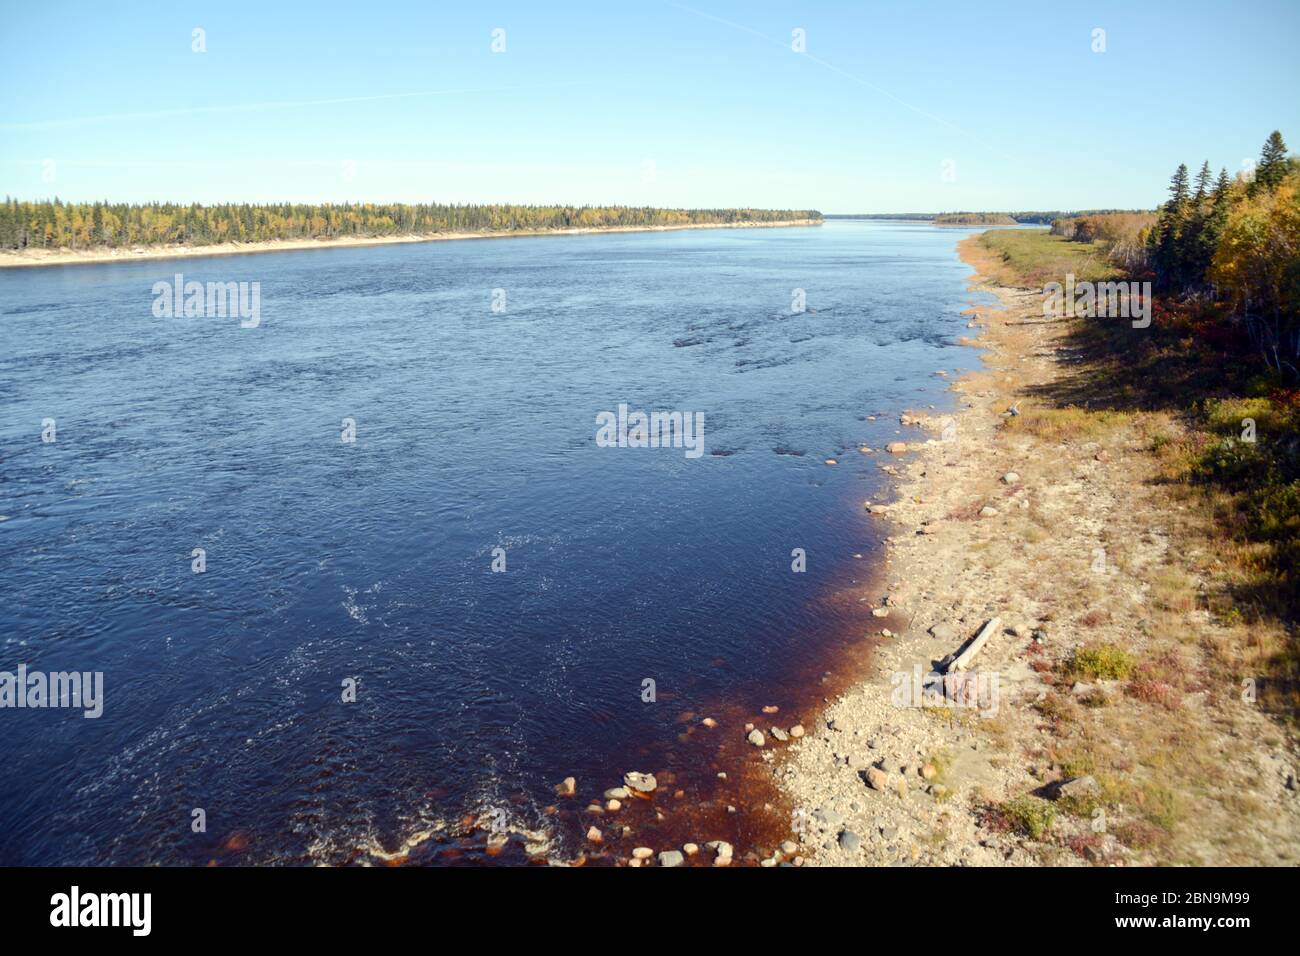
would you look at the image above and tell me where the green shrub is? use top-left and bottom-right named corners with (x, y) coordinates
top-left (1067, 644), bottom-right (1138, 681)
top-left (1000, 795), bottom-right (1058, 839)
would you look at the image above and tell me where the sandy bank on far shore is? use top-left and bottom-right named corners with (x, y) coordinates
top-left (0, 219), bottom-right (823, 269)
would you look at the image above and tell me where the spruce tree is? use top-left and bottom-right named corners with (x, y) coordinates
top-left (1184, 161), bottom-right (1216, 286)
top-left (1194, 160), bottom-right (1213, 202)
top-left (1255, 130), bottom-right (1289, 191)
top-left (1156, 164), bottom-right (1191, 290)
top-left (1214, 167), bottom-right (1231, 198)
top-left (1166, 163), bottom-right (1190, 213)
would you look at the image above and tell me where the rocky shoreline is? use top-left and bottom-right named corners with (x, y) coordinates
top-left (773, 234), bottom-right (1300, 867)
top-left (775, 244), bottom-right (1048, 866)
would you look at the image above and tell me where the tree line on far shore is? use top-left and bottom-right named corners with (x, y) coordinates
top-left (827, 210), bottom-right (1142, 224)
top-left (1053, 131), bottom-right (1299, 376)
top-left (0, 202), bottom-right (822, 252)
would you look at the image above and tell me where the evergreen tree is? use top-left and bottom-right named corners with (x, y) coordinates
top-left (1194, 161), bottom-right (1213, 202)
top-left (1184, 162), bottom-right (1216, 285)
top-left (1214, 167), bottom-right (1231, 198)
top-left (1255, 130), bottom-right (1289, 191)
top-left (1156, 164), bottom-right (1191, 290)
top-left (1167, 163), bottom-right (1190, 209)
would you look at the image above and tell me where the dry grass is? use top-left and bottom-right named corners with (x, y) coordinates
top-left (954, 231), bottom-right (1300, 863)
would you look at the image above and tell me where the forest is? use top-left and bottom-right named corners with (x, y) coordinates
top-left (1052, 131), bottom-right (1299, 377)
top-left (0, 201), bottom-right (821, 252)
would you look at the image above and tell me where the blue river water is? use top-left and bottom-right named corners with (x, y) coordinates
top-left (0, 219), bottom-right (994, 864)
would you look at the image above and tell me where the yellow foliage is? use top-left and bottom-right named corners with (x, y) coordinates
top-left (1210, 171), bottom-right (1300, 322)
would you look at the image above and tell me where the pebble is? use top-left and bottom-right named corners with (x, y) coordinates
top-left (604, 787), bottom-right (629, 800)
top-left (839, 830), bottom-right (863, 853)
top-left (606, 799), bottom-right (622, 811)
top-left (789, 724), bottom-right (805, 738)
top-left (701, 717), bottom-right (717, 728)
top-left (864, 767), bottom-right (890, 791)
top-left (872, 607), bottom-right (890, 618)
top-left (623, 771), bottom-right (657, 793)
top-left (586, 826), bottom-right (602, 843)
top-left (771, 727), bottom-right (789, 742)
top-left (683, 843), bottom-right (699, 856)
top-left (631, 847), bottom-right (654, 860)
top-left (748, 729), bottom-right (766, 747)
top-left (706, 840), bottom-right (734, 860)
top-left (762, 705), bottom-right (779, 714)
top-left (658, 850), bottom-right (685, 868)
top-left (979, 506), bottom-right (999, 517)
top-left (1051, 775), bottom-right (1100, 800)
top-left (887, 442), bottom-right (908, 454)
top-left (1002, 472), bottom-right (1020, 484)
top-left (554, 777), bottom-right (576, 797)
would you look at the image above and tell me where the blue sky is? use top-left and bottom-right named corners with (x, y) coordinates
top-left (1, 0), bottom-right (1297, 212)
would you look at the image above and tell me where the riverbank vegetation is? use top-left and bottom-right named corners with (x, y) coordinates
top-left (0, 201), bottom-right (821, 252)
top-left (1050, 131), bottom-right (1299, 377)
top-left (933, 212), bottom-right (1018, 226)
top-left (978, 131), bottom-right (1298, 721)
top-left (827, 210), bottom-right (1145, 225)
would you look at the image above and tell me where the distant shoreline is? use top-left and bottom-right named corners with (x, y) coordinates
top-left (0, 218), bottom-right (822, 269)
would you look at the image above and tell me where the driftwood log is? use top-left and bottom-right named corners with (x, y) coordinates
top-left (942, 617), bottom-right (1001, 673)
